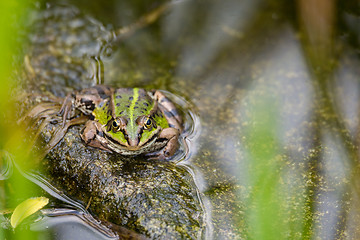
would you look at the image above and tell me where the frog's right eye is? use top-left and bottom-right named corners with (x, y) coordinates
top-left (109, 117), bottom-right (127, 132)
top-left (112, 120), bottom-right (119, 128)
top-left (112, 120), bottom-right (120, 132)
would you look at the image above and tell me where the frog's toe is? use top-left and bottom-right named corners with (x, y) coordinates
top-left (164, 150), bottom-right (172, 157)
top-left (145, 151), bottom-right (165, 161)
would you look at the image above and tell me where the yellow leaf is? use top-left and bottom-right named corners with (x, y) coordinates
top-left (10, 197), bottom-right (49, 228)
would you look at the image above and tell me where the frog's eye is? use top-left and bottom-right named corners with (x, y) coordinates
top-left (143, 118), bottom-right (153, 130)
top-left (112, 120), bottom-right (120, 132)
top-left (107, 117), bottom-right (126, 132)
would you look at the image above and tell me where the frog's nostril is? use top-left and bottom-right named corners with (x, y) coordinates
top-left (128, 138), bottom-right (139, 147)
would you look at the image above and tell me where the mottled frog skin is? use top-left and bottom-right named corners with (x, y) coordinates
top-left (60, 85), bottom-right (182, 159)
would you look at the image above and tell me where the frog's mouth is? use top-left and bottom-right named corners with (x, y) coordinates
top-left (104, 128), bottom-right (161, 152)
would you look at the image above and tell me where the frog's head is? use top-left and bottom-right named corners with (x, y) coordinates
top-left (103, 114), bottom-right (162, 152)
top-left (94, 88), bottom-right (170, 153)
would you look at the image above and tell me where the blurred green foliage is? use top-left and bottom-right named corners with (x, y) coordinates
top-left (0, 1), bottom-right (42, 239)
top-left (241, 95), bottom-right (309, 239)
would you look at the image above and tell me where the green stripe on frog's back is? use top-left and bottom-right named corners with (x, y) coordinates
top-left (114, 88), bottom-right (154, 117)
top-left (129, 88), bottom-right (139, 126)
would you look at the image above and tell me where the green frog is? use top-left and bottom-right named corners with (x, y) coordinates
top-left (58, 85), bottom-right (182, 159)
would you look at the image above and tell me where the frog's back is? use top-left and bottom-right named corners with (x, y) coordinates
top-left (113, 88), bottom-right (154, 118)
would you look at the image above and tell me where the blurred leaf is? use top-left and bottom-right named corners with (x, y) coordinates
top-left (10, 197), bottom-right (49, 228)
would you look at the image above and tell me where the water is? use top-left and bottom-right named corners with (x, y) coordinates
top-left (2, 0), bottom-right (360, 239)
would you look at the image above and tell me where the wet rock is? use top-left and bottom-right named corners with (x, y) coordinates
top-left (40, 123), bottom-right (204, 239)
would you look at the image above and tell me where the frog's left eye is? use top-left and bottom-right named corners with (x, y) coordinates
top-left (144, 118), bottom-right (153, 130)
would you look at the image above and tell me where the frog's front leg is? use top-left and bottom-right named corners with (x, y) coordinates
top-left (160, 127), bottom-right (180, 157)
top-left (146, 127), bottom-right (180, 160)
top-left (80, 120), bottom-right (112, 152)
top-left (59, 93), bottom-right (75, 125)
top-left (148, 90), bottom-right (183, 160)
top-left (38, 115), bottom-right (88, 160)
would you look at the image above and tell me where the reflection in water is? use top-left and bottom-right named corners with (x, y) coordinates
top-left (334, 54), bottom-right (360, 139)
top-left (297, 0), bottom-right (360, 238)
top-left (317, 133), bottom-right (349, 239)
top-left (176, 163), bottom-right (213, 239)
top-left (0, 151), bottom-right (13, 180)
top-left (165, 90), bottom-right (202, 162)
top-left (90, 56), bottom-right (105, 85)
top-left (168, 0), bottom-right (360, 239)
top-left (297, 0), bottom-right (335, 65)
top-left (32, 209), bottom-right (118, 240)
top-left (165, 0), bottom-right (262, 77)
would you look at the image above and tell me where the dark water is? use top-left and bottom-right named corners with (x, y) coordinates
top-left (2, 0), bottom-right (360, 239)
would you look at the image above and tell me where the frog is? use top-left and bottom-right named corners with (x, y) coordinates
top-left (58, 85), bottom-right (182, 159)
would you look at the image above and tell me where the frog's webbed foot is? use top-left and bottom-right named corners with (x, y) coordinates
top-left (145, 151), bottom-right (167, 161)
top-left (18, 102), bottom-right (60, 125)
top-left (18, 102), bottom-right (62, 159)
top-left (20, 103), bottom-right (62, 145)
top-left (39, 115), bottom-right (88, 159)
top-left (59, 93), bottom-right (75, 127)
top-left (146, 127), bottom-right (180, 160)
